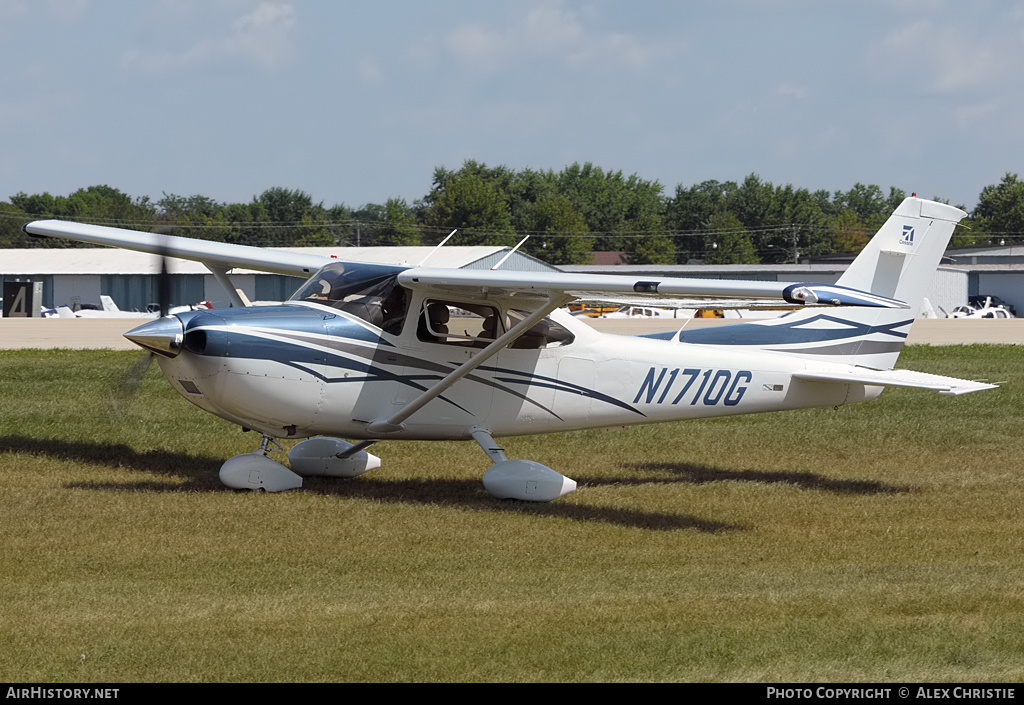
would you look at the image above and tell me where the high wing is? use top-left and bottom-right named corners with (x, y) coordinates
top-left (397, 267), bottom-right (907, 309)
top-left (26, 219), bottom-right (906, 309)
top-left (23, 220), bottom-right (330, 276)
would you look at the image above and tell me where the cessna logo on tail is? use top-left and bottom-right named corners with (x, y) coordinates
top-left (901, 225), bottom-right (915, 246)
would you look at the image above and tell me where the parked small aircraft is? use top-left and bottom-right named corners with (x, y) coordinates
top-left (24, 197), bottom-right (995, 501)
top-left (949, 295), bottom-right (1017, 319)
top-left (54, 295), bottom-right (213, 319)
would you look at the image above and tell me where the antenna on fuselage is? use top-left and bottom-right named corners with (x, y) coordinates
top-left (418, 229), bottom-right (457, 267)
top-left (490, 234), bottom-right (530, 270)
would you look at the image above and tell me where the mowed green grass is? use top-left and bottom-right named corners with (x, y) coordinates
top-left (0, 346), bottom-right (1021, 682)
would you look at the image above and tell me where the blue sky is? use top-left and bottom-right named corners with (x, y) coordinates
top-left (2, 0), bottom-right (1021, 211)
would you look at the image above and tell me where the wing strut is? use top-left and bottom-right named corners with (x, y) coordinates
top-left (366, 294), bottom-right (571, 434)
top-left (204, 264), bottom-right (248, 308)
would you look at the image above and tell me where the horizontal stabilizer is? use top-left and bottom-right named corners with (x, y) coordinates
top-left (793, 369), bottom-right (998, 396)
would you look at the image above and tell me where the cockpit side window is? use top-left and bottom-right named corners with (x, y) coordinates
top-left (417, 300), bottom-right (502, 347)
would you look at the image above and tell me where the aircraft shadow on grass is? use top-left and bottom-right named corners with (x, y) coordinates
top-left (620, 462), bottom-right (916, 495)
top-left (1, 434), bottom-right (743, 533)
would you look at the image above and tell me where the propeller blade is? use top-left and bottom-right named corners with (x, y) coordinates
top-left (110, 351), bottom-right (155, 416)
top-left (156, 247), bottom-right (172, 317)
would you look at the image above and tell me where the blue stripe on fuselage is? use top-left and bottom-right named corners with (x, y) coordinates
top-left (674, 314), bottom-right (911, 346)
top-left (180, 304), bottom-right (388, 345)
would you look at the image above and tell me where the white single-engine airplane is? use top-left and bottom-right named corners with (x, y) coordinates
top-left (24, 197), bottom-right (995, 501)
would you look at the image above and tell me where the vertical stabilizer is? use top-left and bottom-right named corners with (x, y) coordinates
top-left (836, 197), bottom-right (966, 317)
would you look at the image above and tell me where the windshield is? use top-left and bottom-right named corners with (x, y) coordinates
top-left (290, 262), bottom-right (410, 332)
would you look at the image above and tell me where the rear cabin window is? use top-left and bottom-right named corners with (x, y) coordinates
top-left (417, 300), bottom-right (574, 349)
top-left (417, 301), bottom-right (501, 346)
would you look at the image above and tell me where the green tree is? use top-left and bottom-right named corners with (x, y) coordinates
top-left (831, 209), bottom-right (871, 254)
top-left (0, 202), bottom-right (31, 247)
top-left (257, 187), bottom-right (319, 223)
top-left (12, 185), bottom-right (154, 227)
top-left (9, 191), bottom-right (67, 217)
top-left (292, 213), bottom-right (334, 246)
top-left (158, 193), bottom-right (221, 221)
top-left (8, 186), bottom-right (154, 247)
top-left (623, 212), bottom-right (674, 265)
top-left (423, 166), bottom-right (516, 246)
top-left (376, 198), bottom-right (421, 246)
top-left (759, 184), bottom-right (831, 263)
top-left (506, 167), bottom-right (560, 233)
top-left (831, 183), bottom-right (904, 231)
top-left (67, 185), bottom-right (154, 225)
top-left (973, 173), bottom-right (1024, 243)
top-left (669, 175), bottom-right (840, 262)
top-left (555, 162), bottom-right (665, 251)
top-left (523, 193), bottom-right (593, 265)
top-left (249, 187), bottom-right (329, 246)
top-left (158, 193), bottom-right (228, 241)
top-left (702, 211), bottom-right (758, 264)
top-left (729, 173), bottom-right (773, 229)
top-left (665, 179), bottom-right (738, 261)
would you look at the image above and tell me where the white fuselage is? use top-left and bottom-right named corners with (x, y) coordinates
top-left (155, 302), bottom-right (878, 442)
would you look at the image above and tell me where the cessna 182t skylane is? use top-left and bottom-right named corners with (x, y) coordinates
top-left (24, 197), bottom-right (995, 501)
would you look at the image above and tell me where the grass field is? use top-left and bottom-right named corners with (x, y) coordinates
top-left (1, 346), bottom-right (1021, 682)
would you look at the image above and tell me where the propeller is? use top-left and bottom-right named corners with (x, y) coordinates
top-left (110, 249), bottom-right (174, 413)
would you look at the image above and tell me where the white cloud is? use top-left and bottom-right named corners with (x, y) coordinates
top-left (0, 1), bottom-right (29, 38)
top-left (403, 38), bottom-right (441, 76)
top-left (122, 1), bottom-right (297, 73)
top-left (0, 0), bottom-right (91, 26)
top-left (953, 101), bottom-right (998, 128)
top-left (227, 0), bottom-right (297, 69)
top-left (46, 0), bottom-right (90, 23)
top-left (357, 57), bottom-right (384, 85)
top-left (443, 0), bottom-right (680, 75)
top-left (592, 31), bottom-right (674, 71)
top-left (523, 4), bottom-right (582, 47)
top-left (867, 19), bottom-right (1003, 94)
top-left (0, 81), bottom-right (79, 134)
top-left (446, 23), bottom-right (509, 71)
top-left (777, 84), bottom-right (809, 100)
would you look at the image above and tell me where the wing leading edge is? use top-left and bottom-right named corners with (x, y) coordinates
top-left (23, 220), bottom-right (331, 277)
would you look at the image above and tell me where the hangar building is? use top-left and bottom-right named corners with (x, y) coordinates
top-left (0, 245), bottom-right (558, 313)
top-left (2, 244), bottom-right (1022, 317)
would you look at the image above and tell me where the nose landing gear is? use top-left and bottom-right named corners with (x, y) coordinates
top-left (219, 436), bottom-right (303, 492)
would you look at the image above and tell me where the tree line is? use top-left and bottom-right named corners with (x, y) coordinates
top-left (2, 165), bottom-right (1023, 265)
